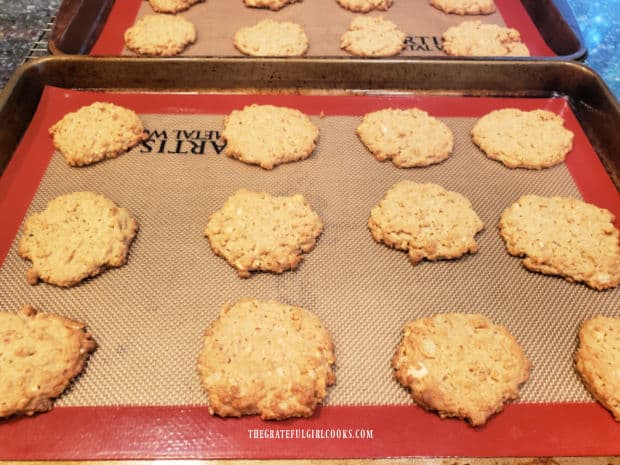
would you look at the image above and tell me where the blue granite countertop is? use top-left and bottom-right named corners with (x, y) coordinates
top-left (0, 0), bottom-right (618, 97)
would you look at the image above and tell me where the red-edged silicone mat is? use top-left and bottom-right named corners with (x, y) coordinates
top-left (0, 86), bottom-right (618, 460)
top-left (90, 0), bottom-right (555, 57)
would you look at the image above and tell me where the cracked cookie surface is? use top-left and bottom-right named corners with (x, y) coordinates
top-left (575, 316), bottom-right (620, 421)
top-left (18, 192), bottom-right (139, 287)
top-left (442, 20), bottom-right (529, 56)
top-left (356, 108), bottom-right (454, 167)
top-left (204, 189), bottom-right (323, 277)
top-left (392, 313), bottom-right (530, 426)
top-left (197, 298), bottom-right (336, 420)
top-left (49, 102), bottom-right (145, 167)
top-left (499, 195), bottom-right (620, 290)
top-left (0, 305), bottom-right (96, 418)
top-left (472, 108), bottom-right (574, 169)
top-left (369, 181), bottom-right (484, 264)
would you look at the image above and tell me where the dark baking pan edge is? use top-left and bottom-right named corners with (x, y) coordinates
top-left (49, 0), bottom-right (586, 60)
top-left (0, 57), bottom-right (616, 184)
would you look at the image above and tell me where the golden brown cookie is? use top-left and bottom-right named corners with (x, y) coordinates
top-left (148, 0), bottom-right (201, 13)
top-left (340, 16), bottom-right (405, 57)
top-left (18, 192), bottom-right (139, 287)
top-left (430, 0), bottom-right (495, 15)
top-left (0, 305), bottom-right (96, 418)
top-left (243, 0), bottom-right (301, 11)
top-left (472, 109), bottom-right (574, 169)
top-left (204, 189), bottom-right (323, 277)
top-left (575, 315), bottom-right (620, 421)
top-left (124, 14), bottom-right (197, 56)
top-left (336, 0), bottom-right (393, 13)
top-left (222, 104), bottom-right (319, 169)
top-left (442, 20), bottom-right (530, 56)
top-left (499, 195), bottom-right (620, 290)
top-left (233, 19), bottom-right (309, 56)
top-left (392, 313), bottom-right (531, 426)
top-left (48, 102), bottom-right (146, 167)
top-left (197, 298), bottom-right (336, 420)
top-left (356, 108), bottom-right (454, 167)
top-left (369, 181), bottom-right (484, 264)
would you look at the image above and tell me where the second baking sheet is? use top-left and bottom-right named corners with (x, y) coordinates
top-left (90, 0), bottom-right (555, 56)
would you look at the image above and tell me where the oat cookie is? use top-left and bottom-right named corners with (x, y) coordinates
top-left (369, 181), bottom-right (484, 264)
top-left (442, 20), bottom-right (530, 56)
top-left (18, 192), bottom-right (139, 287)
top-left (124, 14), bottom-right (196, 56)
top-left (392, 313), bottom-right (531, 426)
top-left (148, 0), bottom-right (201, 13)
top-left (0, 305), bottom-right (96, 418)
top-left (575, 316), bottom-right (620, 421)
top-left (222, 104), bottom-right (319, 169)
top-left (472, 109), bottom-right (574, 169)
top-left (197, 298), bottom-right (336, 420)
top-left (499, 195), bottom-right (620, 290)
top-left (430, 0), bottom-right (495, 15)
top-left (336, 0), bottom-right (393, 13)
top-left (204, 189), bottom-right (323, 277)
top-left (234, 19), bottom-right (309, 57)
top-left (49, 102), bottom-right (146, 167)
top-left (243, 0), bottom-right (301, 11)
top-left (356, 108), bottom-right (454, 167)
top-left (340, 16), bottom-right (405, 57)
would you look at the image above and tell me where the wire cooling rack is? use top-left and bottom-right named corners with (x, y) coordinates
top-left (22, 17), bottom-right (55, 63)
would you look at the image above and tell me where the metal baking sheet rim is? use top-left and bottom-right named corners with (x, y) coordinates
top-left (47, 0), bottom-right (587, 61)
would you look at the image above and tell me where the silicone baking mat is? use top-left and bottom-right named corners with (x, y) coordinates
top-left (0, 86), bottom-right (618, 460)
top-left (90, 0), bottom-right (555, 57)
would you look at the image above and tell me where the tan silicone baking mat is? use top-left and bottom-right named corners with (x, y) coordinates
top-left (121, 0), bottom-right (507, 57)
top-left (0, 102), bottom-right (618, 409)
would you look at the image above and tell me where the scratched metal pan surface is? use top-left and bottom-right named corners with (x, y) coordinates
top-left (48, 0), bottom-right (586, 60)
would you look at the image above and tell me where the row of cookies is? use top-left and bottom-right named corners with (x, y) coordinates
top-left (124, 0), bottom-right (530, 57)
top-left (2, 300), bottom-right (618, 427)
top-left (42, 102), bottom-right (618, 290)
top-left (146, 0), bottom-right (495, 16)
top-left (18, 181), bottom-right (620, 292)
top-left (51, 102), bottom-right (574, 170)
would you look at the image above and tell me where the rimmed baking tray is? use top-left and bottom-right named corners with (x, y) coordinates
top-left (48, 0), bottom-right (586, 60)
top-left (0, 57), bottom-right (618, 462)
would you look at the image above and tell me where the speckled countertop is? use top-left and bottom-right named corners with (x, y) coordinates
top-left (0, 0), bottom-right (618, 97)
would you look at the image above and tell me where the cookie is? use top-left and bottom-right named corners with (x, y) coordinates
top-left (148, 0), bottom-right (201, 13)
top-left (124, 14), bottom-right (196, 56)
top-left (340, 16), bottom-right (405, 57)
top-left (392, 313), bottom-right (531, 426)
top-left (197, 298), bottom-right (336, 420)
top-left (18, 192), bottom-right (139, 287)
top-left (336, 0), bottom-right (393, 13)
top-left (204, 189), bottom-right (323, 277)
top-left (234, 19), bottom-right (309, 57)
top-left (499, 195), bottom-right (620, 290)
top-left (0, 305), bottom-right (96, 418)
top-left (48, 102), bottom-right (146, 167)
top-left (575, 316), bottom-right (620, 421)
top-left (442, 20), bottom-right (530, 56)
top-left (222, 104), bottom-right (319, 169)
top-left (356, 108), bottom-right (454, 167)
top-left (472, 109), bottom-right (574, 169)
top-left (430, 0), bottom-right (495, 15)
top-left (369, 181), bottom-right (484, 264)
top-left (243, 0), bottom-right (301, 11)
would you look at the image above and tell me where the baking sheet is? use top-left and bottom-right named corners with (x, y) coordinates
top-left (49, 0), bottom-right (585, 58)
top-left (0, 84), bottom-right (618, 460)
